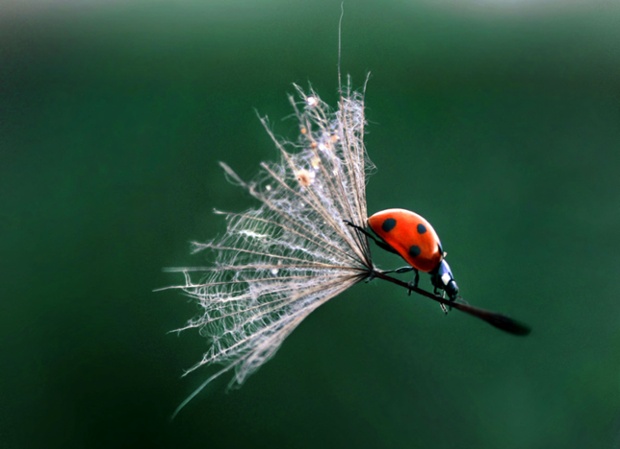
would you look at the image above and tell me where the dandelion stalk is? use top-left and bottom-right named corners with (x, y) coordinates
top-left (369, 270), bottom-right (531, 336)
top-left (163, 77), bottom-right (529, 417)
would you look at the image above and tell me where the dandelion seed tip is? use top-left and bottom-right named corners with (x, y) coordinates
top-left (305, 96), bottom-right (319, 108)
top-left (300, 126), bottom-right (308, 135)
top-left (310, 156), bottom-right (321, 169)
top-left (295, 168), bottom-right (315, 187)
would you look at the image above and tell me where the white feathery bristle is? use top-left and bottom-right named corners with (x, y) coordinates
top-left (167, 77), bottom-right (375, 414)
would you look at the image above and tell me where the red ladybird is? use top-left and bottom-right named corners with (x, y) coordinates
top-left (368, 209), bottom-right (443, 273)
top-left (345, 212), bottom-right (533, 334)
top-left (350, 208), bottom-right (459, 301)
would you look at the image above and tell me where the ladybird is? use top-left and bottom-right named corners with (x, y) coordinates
top-left (348, 209), bottom-right (459, 301)
top-left (368, 209), bottom-right (442, 272)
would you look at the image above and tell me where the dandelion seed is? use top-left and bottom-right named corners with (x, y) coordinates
top-left (310, 156), bottom-right (321, 169)
top-left (305, 95), bottom-right (319, 108)
top-left (270, 261), bottom-right (282, 276)
top-left (164, 77), bottom-right (376, 416)
top-left (295, 168), bottom-right (315, 187)
top-left (238, 229), bottom-right (268, 240)
top-left (163, 72), bottom-right (531, 419)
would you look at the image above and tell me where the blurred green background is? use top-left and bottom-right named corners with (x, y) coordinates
top-left (2, 1), bottom-right (620, 448)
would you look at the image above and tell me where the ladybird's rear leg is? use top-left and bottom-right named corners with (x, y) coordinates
top-left (344, 220), bottom-right (399, 255)
top-left (363, 270), bottom-right (377, 283)
top-left (345, 219), bottom-right (420, 294)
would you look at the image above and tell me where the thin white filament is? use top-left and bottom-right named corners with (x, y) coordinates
top-left (169, 78), bottom-right (375, 414)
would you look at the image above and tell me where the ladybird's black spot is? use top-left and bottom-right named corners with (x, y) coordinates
top-left (408, 245), bottom-right (421, 258)
top-left (382, 218), bottom-right (397, 232)
top-left (417, 223), bottom-right (427, 234)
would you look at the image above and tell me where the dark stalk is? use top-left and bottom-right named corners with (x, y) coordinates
top-left (370, 269), bottom-right (531, 336)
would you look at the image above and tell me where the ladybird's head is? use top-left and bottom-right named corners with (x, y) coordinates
top-left (433, 259), bottom-right (459, 301)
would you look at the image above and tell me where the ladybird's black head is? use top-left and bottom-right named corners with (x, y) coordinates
top-left (433, 260), bottom-right (459, 301)
top-left (445, 278), bottom-right (459, 301)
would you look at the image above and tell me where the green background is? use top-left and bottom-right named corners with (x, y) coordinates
top-left (2, 1), bottom-right (619, 448)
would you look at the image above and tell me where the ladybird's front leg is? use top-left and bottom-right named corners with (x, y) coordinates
top-left (433, 289), bottom-right (450, 314)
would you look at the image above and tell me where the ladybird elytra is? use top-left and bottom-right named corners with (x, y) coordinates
top-left (367, 208), bottom-right (443, 273)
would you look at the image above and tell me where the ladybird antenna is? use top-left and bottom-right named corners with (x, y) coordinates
top-left (371, 270), bottom-right (531, 336)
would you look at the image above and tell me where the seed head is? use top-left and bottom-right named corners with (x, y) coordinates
top-left (164, 77), bottom-right (375, 415)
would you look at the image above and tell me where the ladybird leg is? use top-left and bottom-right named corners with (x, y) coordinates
top-left (432, 290), bottom-right (450, 314)
top-left (439, 291), bottom-right (449, 314)
top-left (344, 220), bottom-right (377, 242)
top-left (432, 284), bottom-right (449, 313)
top-left (407, 269), bottom-right (420, 296)
top-left (364, 271), bottom-right (377, 283)
top-left (344, 220), bottom-right (399, 255)
top-left (382, 266), bottom-right (414, 275)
